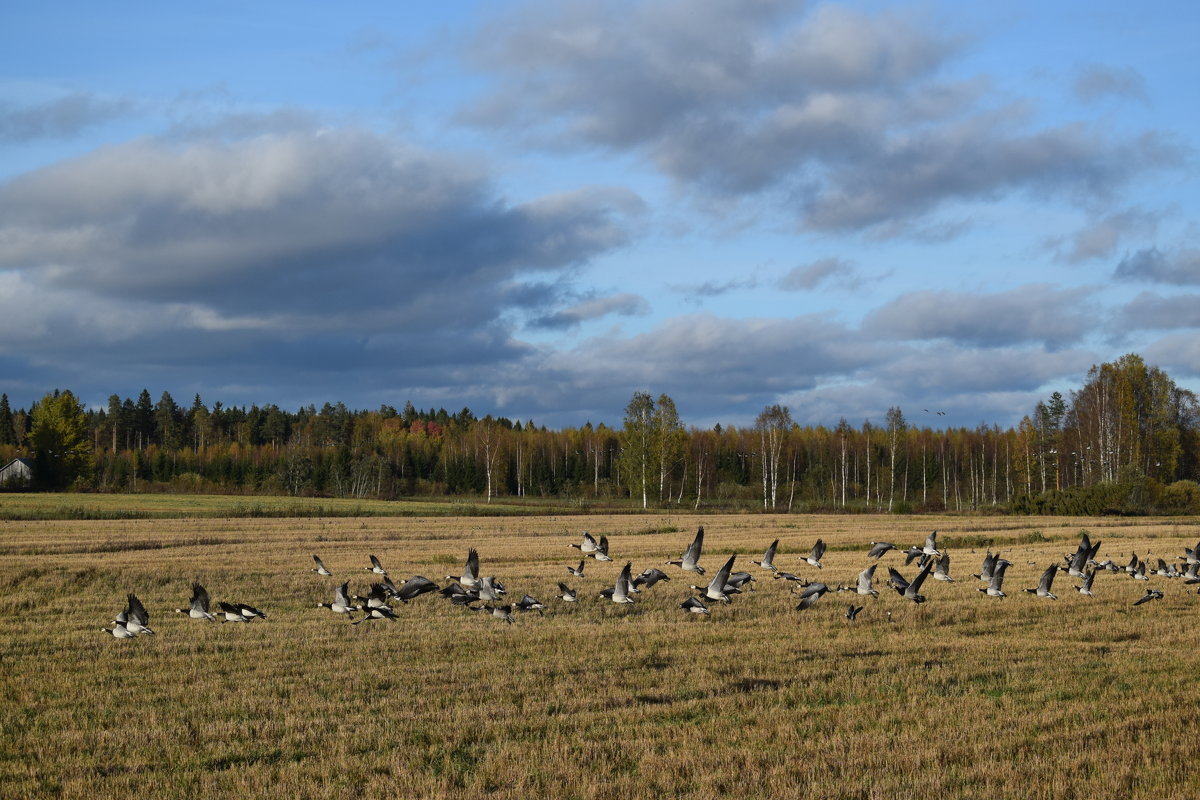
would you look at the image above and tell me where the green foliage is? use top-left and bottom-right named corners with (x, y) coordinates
top-left (28, 389), bottom-right (92, 490)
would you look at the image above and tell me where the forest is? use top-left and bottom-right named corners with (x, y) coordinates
top-left (3, 353), bottom-right (1198, 515)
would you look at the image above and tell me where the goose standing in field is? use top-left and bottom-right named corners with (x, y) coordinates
top-left (588, 535), bottom-right (614, 562)
top-left (633, 568), bottom-right (671, 590)
top-left (1075, 568), bottom-right (1097, 597)
top-left (752, 539), bottom-right (779, 571)
top-left (569, 531), bottom-right (600, 554)
top-left (794, 582), bottom-right (829, 610)
top-left (447, 548), bottom-right (481, 590)
top-left (365, 554), bottom-right (387, 575)
top-left (804, 539), bottom-right (826, 569)
top-left (1024, 564), bottom-right (1059, 599)
top-left (979, 562), bottom-right (1010, 597)
top-left (609, 562), bottom-right (636, 604)
top-left (312, 554), bottom-right (333, 576)
top-left (933, 552), bottom-right (955, 582)
top-left (680, 597), bottom-right (710, 614)
top-left (666, 526), bottom-right (706, 575)
top-left (317, 581), bottom-right (359, 618)
top-left (557, 582), bottom-right (578, 602)
top-left (867, 541), bottom-right (898, 559)
top-left (567, 559), bottom-right (586, 577)
top-left (175, 582), bottom-right (217, 621)
top-left (123, 593), bottom-right (155, 635)
top-left (691, 554), bottom-right (738, 604)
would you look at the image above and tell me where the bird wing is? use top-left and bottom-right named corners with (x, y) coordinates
top-left (126, 593), bottom-right (149, 626)
top-left (191, 582), bottom-right (210, 612)
top-left (683, 527), bottom-right (704, 567)
top-left (887, 567), bottom-right (910, 593)
top-left (857, 564), bottom-right (876, 592)
top-left (370, 554), bottom-right (383, 570)
top-left (763, 539), bottom-right (778, 565)
top-left (709, 554), bottom-right (737, 593)
top-left (464, 548), bottom-right (479, 581)
top-left (398, 575), bottom-right (438, 600)
top-left (811, 539), bottom-right (826, 561)
top-left (909, 560), bottom-right (933, 593)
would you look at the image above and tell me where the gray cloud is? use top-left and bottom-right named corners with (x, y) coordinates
top-left (1114, 247), bottom-right (1200, 285)
top-left (1051, 207), bottom-right (1159, 263)
top-left (1118, 292), bottom-right (1200, 330)
top-left (1074, 63), bottom-right (1149, 104)
top-left (529, 291), bottom-right (650, 329)
top-left (778, 257), bottom-right (858, 290)
top-left (463, 0), bottom-right (1180, 235)
top-left (863, 284), bottom-right (1098, 348)
top-left (670, 277), bottom-right (759, 300)
top-left (0, 92), bottom-right (134, 142)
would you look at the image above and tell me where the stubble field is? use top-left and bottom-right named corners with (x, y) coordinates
top-left (2, 510), bottom-right (1198, 799)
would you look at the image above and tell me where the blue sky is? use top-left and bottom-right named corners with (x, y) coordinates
top-left (2, 0), bottom-right (1197, 430)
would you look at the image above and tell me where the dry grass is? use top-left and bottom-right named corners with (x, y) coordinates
top-left (2, 511), bottom-right (1199, 799)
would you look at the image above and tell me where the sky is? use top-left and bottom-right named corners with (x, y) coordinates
top-left (1, 0), bottom-right (1198, 430)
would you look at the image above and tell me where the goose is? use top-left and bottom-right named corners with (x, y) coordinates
top-left (1152, 559), bottom-right (1179, 578)
top-left (772, 571), bottom-right (805, 583)
top-left (1075, 569), bottom-right (1097, 597)
top-left (933, 552), bottom-right (955, 582)
top-left (752, 539), bottom-right (779, 571)
top-left (392, 576), bottom-right (439, 602)
top-left (1065, 534), bottom-right (1101, 577)
top-left (1132, 588), bottom-right (1164, 606)
top-left (218, 601), bottom-right (253, 622)
top-left (123, 593), bottom-right (155, 635)
top-left (481, 604), bottom-right (514, 624)
top-left (567, 560), bottom-right (586, 577)
top-left (175, 582), bottom-right (216, 621)
top-left (666, 526), bottom-right (706, 575)
top-left (441, 583), bottom-right (479, 606)
top-left (557, 582), bottom-right (578, 602)
top-left (1132, 559), bottom-right (1149, 581)
top-left (632, 568), bottom-right (671, 590)
top-left (569, 531), bottom-right (600, 554)
top-left (691, 554), bottom-right (738, 603)
top-left (971, 550), bottom-right (1007, 581)
top-left (724, 571), bottom-right (755, 592)
top-left (447, 548), bottom-right (481, 590)
top-left (317, 581), bottom-right (359, 617)
top-left (588, 535), bottom-right (613, 562)
top-left (804, 539), bottom-right (826, 569)
top-left (979, 562), bottom-right (1010, 597)
top-left (1181, 541), bottom-right (1199, 566)
top-left (102, 619), bottom-right (135, 638)
top-left (867, 541), bottom-right (898, 559)
top-left (476, 576), bottom-right (504, 603)
top-left (1024, 564), bottom-right (1059, 599)
top-left (311, 554), bottom-right (333, 576)
top-left (845, 604), bottom-right (864, 621)
top-left (921, 530), bottom-right (941, 558)
top-left (609, 562), bottom-right (636, 604)
top-left (514, 595), bottom-right (545, 614)
top-left (794, 582), bottom-right (829, 610)
top-left (1124, 552), bottom-right (1140, 576)
top-left (365, 554), bottom-right (387, 575)
top-left (352, 584), bottom-right (398, 623)
top-left (1183, 563), bottom-right (1200, 584)
top-left (887, 561), bottom-right (933, 603)
top-left (854, 564), bottom-right (879, 596)
top-left (902, 546), bottom-right (925, 566)
top-left (680, 597), bottom-right (710, 614)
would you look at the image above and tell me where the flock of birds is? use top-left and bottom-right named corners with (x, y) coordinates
top-left (102, 527), bottom-right (1200, 637)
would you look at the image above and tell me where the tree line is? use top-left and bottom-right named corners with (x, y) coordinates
top-left (3, 353), bottom-right (1198, 515)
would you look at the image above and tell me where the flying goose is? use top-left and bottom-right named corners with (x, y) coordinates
top-left (557, 582), bottom-right (578, 602)
top-left (978, 562), bottom-right (1010, 597)
top-left (588, 535), bottom-right (614, 562)
top-left (569, 531), bottom-right (600, 554)
top-left (921, 530), bottom-right (942, 558)
top-left (666, 526), bottom-right (706, 575)
top-left (933, 552), bottom-right (955, 582)
top-left (804, 539), bottom-right (826, 569)
top-left (479, 604), bottom-right (515, 624)
top-left (679, 597), bottom-right (710, 614)
top-left (102, 617), bottom-right (135, 638)
top-left (1181, 541), bottom-right (1199, 566)
top-left (845, 604), bottom-right (864, 621)
top-left (633, 568), bottom-right (671, 590)
top-left (867, 541), bottom-right (898, 559)
top-left (1065, 534), bottom-right (1101, 578)
top-left (752, 539), bottom-right (779, 571)
top-left (1075, 568), bottom-right (1097, 597)
top-left (390, 575), bottom-right (439, 603)
top-left (794, 582), bottom-right (829, 610)
top-left (1132, 588), bottom-right (1164, 606)
top-left (317, 581), bottom-right (359, 617)
top-left (352, 584), bottom-right (398, 623)
top-left (567, 560), bottom-right (586, 577)
top-left (175, 582), bottom-right (216, 621)
top-left (312, 554), bottom-right (333, 576)
top-left (1024, 564), bottom-right (1059, 599)
top-left (441, 583), bottom-right (480, 606)
top-left (691, 554), bottom-right (738, 603)
top-left (514, 595), bottom-right (545, 614)
top-left (1132, 559), bottom-right (1149, 581)
top-left (123, 593), bottom-right (155, 635)
top-left (476, 576), bottom-right (505, 603)
top-left (218, 601), bottom-right (253, 622)
top-left (447, 548), bottom-right (481, 590)
top-left (609, 562), bottom-right (636, 604)
top-left (887, 561), bottom-right (933, 603)
top-left (365, 554), bottom-right (387, 575)
top-left (724, 571), bottom-right (756, 592)
top-left (853, 564), bottom-right (879, 596)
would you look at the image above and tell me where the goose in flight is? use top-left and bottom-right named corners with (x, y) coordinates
top-left (921, 530), bottom-right (941, 558)
top-left (476, 576), bottom-right (505, 603)
top-left (804, 539), bottom-right (826, 569)
top-left (1065, 534), bottom-right (1101, 578)
top-left (853, 564), bottom-right (879, 596)
top-left (365, 554), bottom-right (387, 575)
top-left (123, 593), bottom-right (155, 635)
top-left (1074, 569), bottom-right (1097, 597)
top-left (514, 595), bottom-right (545, 614)
top-left (979, 562), bottom-right (1010, 597)
top-left (175, 582), bottom-right (216, 621)
top-left (887, 561), bottom-right (933, 603)
top-left (392, 576), bottom-right (439, 603)
top-left (633, 568), bottom-right (671, 590)
top-left (933, 552), bottom-right (955, 582)
top-left (480, 604), bottom-right (515, 624)
top-left (679, 597), bottom-right (710, 614)
top-left (752, 539), bottom-right (779, 571)
top-left (311, 554), bottom-right (333, 576)
top-left (588, 535), bottom-right (613, 562)
top-left (845, 604), bottom-right (864, 621)
top-left (352, 584), bottom-right (398, 623)
top-left (317, 581), bottom-right (359, 617)
top-left (1024, 565), bottom-right (1059, 599)
top-left (1132, 588), bottom-right (1164, 606)
top-left (691, 554), bottom-right (738, 604)
top-left (569, 531), bottom-right (600, 554)
top-left (447, 548), bottom-right (481, 590)
top-left (666, 526), bottom-right (705, 575)
top-left (557, 582), bottom-right (578, 602)
top-left (567, 560), bottom-right (586, 577)
top-left (102, 616), bottom-right (135, 638)
top-left (794, 582), bottom-right (829, 610)
top-left (867, 541), bottom-right (898, 559)
top-left (609, 562), bottom-right (636, 604)
top-left (218, 601), bottom-right (252, 622)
